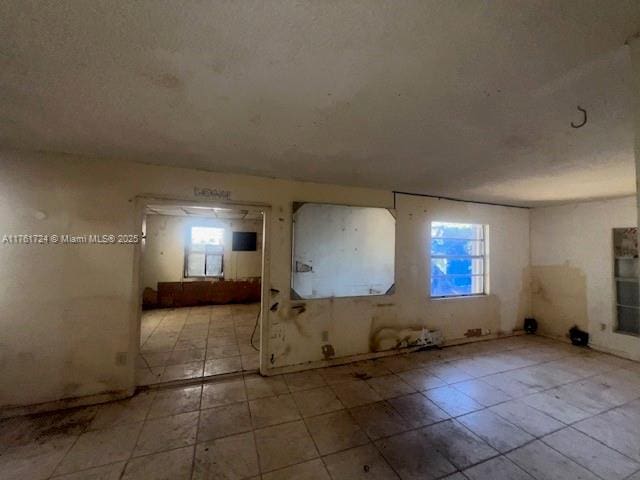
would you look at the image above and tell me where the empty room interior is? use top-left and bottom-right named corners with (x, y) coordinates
top-left (139, 204), bottom-right (264, 385)
top-left (3, 2), bottom-right (640, 480)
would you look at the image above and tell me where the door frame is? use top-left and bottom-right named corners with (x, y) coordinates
top-left (132, 195), bottom-right (272, 385)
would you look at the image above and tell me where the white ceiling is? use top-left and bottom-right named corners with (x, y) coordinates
top-left (1, 1), bottom-right (639, 206)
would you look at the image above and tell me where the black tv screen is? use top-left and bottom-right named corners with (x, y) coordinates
top-left (232, 232), bottom-right (257, 251)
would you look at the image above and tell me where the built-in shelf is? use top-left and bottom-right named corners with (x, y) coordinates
top-left (615, 277), bottom-right (639, 283)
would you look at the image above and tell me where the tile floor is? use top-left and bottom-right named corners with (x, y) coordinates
top-left (136, 303), bottom-right (261, 386)
top-left (3, 335), bottom-right (640, 479)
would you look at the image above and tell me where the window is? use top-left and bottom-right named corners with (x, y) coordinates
top-left (613, 228), bottom-right (639, 335)
top-left (430, 222), bottom-right (486, 298)
top-left (185, 226), bottom-right (224, 277)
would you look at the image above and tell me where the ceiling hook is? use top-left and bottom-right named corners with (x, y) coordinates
top-left (571, 106), bottom-right (587, 128)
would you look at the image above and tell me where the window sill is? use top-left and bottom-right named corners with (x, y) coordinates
top-left (184, 276), bottom-right (224, 280)
top-left (613, 329), bottom-right (640, 338)
top-left (430, 294), bottom-right (489, 301)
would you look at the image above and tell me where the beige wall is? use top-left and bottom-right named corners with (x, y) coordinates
top-left (142, 214), bottom-right (262, 290)
top-left (0, 149), bottom-right (530, 412)
top-left (530, 196), bottom-right (640, 360)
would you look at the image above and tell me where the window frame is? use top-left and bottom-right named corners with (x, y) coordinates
top-left (430, 222), bottom-right (487, 299)
top-left (184, 225), bottom-right (225, 278)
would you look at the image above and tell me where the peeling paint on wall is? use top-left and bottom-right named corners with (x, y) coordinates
top-left (369, 325), bottom-right (424, 351)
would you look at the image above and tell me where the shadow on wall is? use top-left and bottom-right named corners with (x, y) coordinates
top-left (530, 264), bottom-right (589, 338)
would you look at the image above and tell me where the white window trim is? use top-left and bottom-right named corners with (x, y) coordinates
top-left (430, 222), bottom-right (487, 299)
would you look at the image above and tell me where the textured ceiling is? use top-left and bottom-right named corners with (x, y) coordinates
top-left (1, 1), bottom-right (639, 206)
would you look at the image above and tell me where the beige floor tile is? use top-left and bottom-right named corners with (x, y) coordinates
top-left (207, 335), bottom-right (237, 347)
top-left (201, 378), bottom-right (246, 409)
top-left (441, 474), bottom-right (468, 480)
top-left (89, 391), bottom-right (155, 430)
top-left (366, 375), bottom-right (416, 399)
top-left (192, 431), bottom-right (259, 480)
top-left (507, 440), bottom-right (600, 480)
top-left (574, 409), bottom-right (640, 462)
top-left (167, 348), bottom-right (205, 365)
top-left (136, 367), bottom-right (165, 386)
top-left (305, 410), bottom-right (369, 455)
top-left (463, 456), bottom-right (534, 480)
top-left (397, 368), bottom-right (447, 391)
top-left (292, 386), bottom-right (344, 417)
top-left (542, 427), bottom-right (640, 480)
top-left (140, 352), bottom-right (171, 367)
top-left (323, 443), bottom-right (399, 479)
top-left (50, 461), bottom-right (125, 479)
top-left (206, 344), bottom-right (240, 360)
top-left (0, 406), bottom-right (97, 448)
top-left (351, 360), bottom-right (393, 379)
top-left (0, 435), bottom-right (77, 480)
top-left (133, 411), bottom-right (198, 456)
top-left (510, 364), bottom-right (581, 390)
top-left (198, 402), bottom-right (252, 442)
top-left (388, 392), bottom-right (450, 428)
top-left (482, 372), bottom-right (541, 398)
top-left (318, 365), bottom-right (358, 384)
top-left (161, 361), bottom-right (204, 382)
top-left (147, 385), bottom-right (202, 420)
top-left (378, 354), bottom-right (423, 374)
top-left (204, 356), bottom-right (242, 376)
top-left (176, 337), bottom-right (208, 350)
top-left (54, 422), bottom-right (142, 475)
top-left (452, 379), bottom-right (512, 407)
top-left (140, 305), bottom-right (260, 387)
top-left (457, 410), bottom-right (534, 453)
top-left (349, 401), bottom-right (411, 440)
top-left (426, 363), bottom-right (474, 384)
top-left (520, 391), bottom-right (591, 424)
top-left (550, 380), bottom-right (621, 415)
top-left (209, 326), bottom-right (235, 337)
top-left (244, 374), bottom-right (290, 399)
top-left (490, 400), bottom-right (565, 437)
top-left (121, 445), bottom-right (194, 480)
top-left (423, 386), bottom-right (484, 417)
top-left (249, 394), bottom-right (300, 428)
top-left (376, 429), bottom-right (456, 480)
top-left (262, 458), bottom-right (331, 480)
top-left (239, 343), bottom-right (259, 356)
top-left (284, 371), bottom-right (327, 391)
top-left (254, 420), bottom-right (318, 472)
top-left (241, 353), bottom-right (260, 371)
top-left (331, 380), bottom-right (383, 408)
top-left (420, 419), bottom-right (498, 469)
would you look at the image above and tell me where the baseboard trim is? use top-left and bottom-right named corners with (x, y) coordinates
top-left (0, 388), bottom-right (133, 420)
top-left (263, 331), bottom-right (522, 376)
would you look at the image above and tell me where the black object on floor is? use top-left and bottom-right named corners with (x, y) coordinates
top-left (524, 317), bottom-right (538, 334)
top-left (569, 326), bottom-right (589, 346)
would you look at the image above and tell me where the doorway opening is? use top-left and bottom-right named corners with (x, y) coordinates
top-left (136, 202), bottom-right (266, 386)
